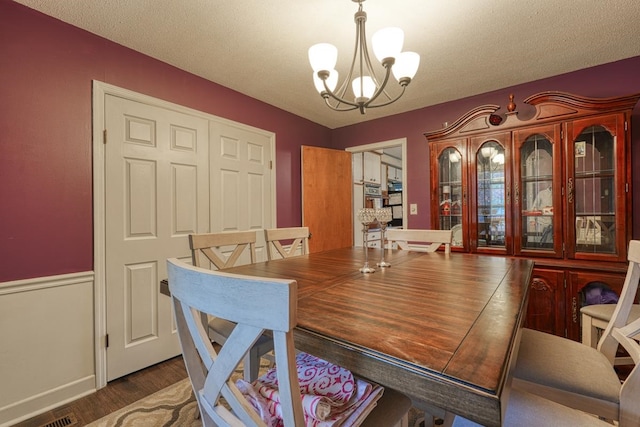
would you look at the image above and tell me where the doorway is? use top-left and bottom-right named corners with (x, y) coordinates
top-left (347, 138), bottom-right (407, 247)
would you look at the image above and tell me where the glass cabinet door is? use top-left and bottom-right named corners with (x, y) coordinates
top-left (436, 146), bottom-right (465, 249)
top-left (566, 114), bottom-right (627, 261)
top-left (470, 134), bottom-right (510, 254)
top-left (513, 125), bottom-right (562, 257)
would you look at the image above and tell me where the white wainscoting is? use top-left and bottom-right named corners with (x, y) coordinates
top-left (0, 271), bottom-right (95, 427)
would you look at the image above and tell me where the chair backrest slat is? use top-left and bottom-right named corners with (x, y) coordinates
top-left (386, 228), bottom-right (452, 254)
top-left (189, 231), bottom-right (257, 269)
top-left (264, 227), bottom-right (310, 260)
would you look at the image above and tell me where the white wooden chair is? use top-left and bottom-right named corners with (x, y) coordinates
top-left (386, 229), bottom-right (452, 254)
top-left (509, 239), bottom-right (640, 423)
top-left (167, 258), bottom-right (412, 427)
top-left (189, 231), bottom-right (272, 382)
top-left (264, 227), bottom-right (310, 260)
top-left (581, 302), bottom-right (640, 365)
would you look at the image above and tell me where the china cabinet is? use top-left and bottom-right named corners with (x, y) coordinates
top-left (425, 91), bottom-right (640, 340)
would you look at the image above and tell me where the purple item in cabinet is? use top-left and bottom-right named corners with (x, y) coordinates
top-left (582, 282), bottom-right (619, 306)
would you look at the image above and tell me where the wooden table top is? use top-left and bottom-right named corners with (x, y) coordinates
top-left (221, 247), bottom-right (533, 426)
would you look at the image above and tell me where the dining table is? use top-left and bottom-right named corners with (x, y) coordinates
top-left (163, 246), bottom-right (533, 426)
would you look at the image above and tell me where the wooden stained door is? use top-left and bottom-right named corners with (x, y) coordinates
top-left (301, 146), bottom-right (353, 252)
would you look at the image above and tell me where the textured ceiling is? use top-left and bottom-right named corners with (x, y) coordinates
top-left (13, 0), bottom-right (640, 129)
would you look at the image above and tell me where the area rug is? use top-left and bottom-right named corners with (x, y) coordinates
top-left (86, 378), bottom-right (200, 427)
top-left (87, 377), bottom-right (424, 427)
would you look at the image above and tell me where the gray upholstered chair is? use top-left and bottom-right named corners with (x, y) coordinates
top-left (451, 388), bottom-right (615, 426)
top-left (167, 258), bottom-right (412, 427)
top-left (452, 312), bottom-right (640, 426)
top-left (510, 239), bottom-right (640, 423)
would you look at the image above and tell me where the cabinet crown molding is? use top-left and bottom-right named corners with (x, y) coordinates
top-left (424, 91), bottom-right (640, 141)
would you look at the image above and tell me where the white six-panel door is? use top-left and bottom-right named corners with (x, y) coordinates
top-left (104, 94), bottom-right (209, 380)
top-left (210, 121), bottom-right (273, 262)
top-left (99, 85), bottom-right (275, 382)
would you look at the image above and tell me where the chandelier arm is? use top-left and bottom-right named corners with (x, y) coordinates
top-left (357, 14), bottom-right (367, 99)
top-left (365, 85), bottom-right (407, 109)
top-left (363, 63), bottom-right (394, 106)
top-left (358, 28), bottom-right (384, 92)
top-left (324, 97), bottom-right (359, 112)
top-left (321, 82), bottom-right (361, 108)
top-left (327, 9), bottom-right (363, 110)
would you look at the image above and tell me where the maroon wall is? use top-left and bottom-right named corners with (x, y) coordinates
top-left (332, 57), bottom-right (640, 234)
top-left (2, 0), bottom-right (640, 283)
top-left (0, 0), bottom-right (331, 282)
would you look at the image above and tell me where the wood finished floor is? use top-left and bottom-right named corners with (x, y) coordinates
top-left (12, 356), bottom-right (188, 427)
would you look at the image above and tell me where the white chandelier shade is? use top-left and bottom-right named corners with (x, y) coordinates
top-left (392, 52), bottom-right (420, 82)
top-left (352, 76), bottom-right (376, 100)
top-left (308, 0), bottom-right (420, 114)
top-left (308, 43), bottom-right (338, 73)
top-left (371, 27), bottom-right (404, 63)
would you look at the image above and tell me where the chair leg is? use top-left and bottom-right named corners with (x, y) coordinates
top-left (441, 412), bottom-right (454, 427)
top-left (581, 313), bottom-right (598, 348)
top-left (243, 347), bottom-right (260, 382)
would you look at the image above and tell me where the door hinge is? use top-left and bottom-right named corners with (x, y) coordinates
top-left (625, 120), bottom-right (628, 131)
top-left (560, 129), bottom-right (564, 140)
top-left (105, 333), bottom-right (109, 348)
top-left (103, 129), bottom-right (107, 144)
top-left (626, 182), bottom-right (629, 193)
top-left (269, 160), bottom-right (273, 170)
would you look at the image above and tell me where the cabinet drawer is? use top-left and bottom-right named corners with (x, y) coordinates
top-left (367, 231), bottom-right (381, 240)
top-left (366, 231), bottom-right (381, 248)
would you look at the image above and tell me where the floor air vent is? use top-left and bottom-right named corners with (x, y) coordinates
top-left (39, 413), bottom-right (77, 427)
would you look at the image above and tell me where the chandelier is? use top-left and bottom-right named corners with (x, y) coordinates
top-left (308, 0), bottom-right (420, 114)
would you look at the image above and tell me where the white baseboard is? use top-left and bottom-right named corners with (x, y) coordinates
top-left (0, 376), bottom-right (96, 427)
